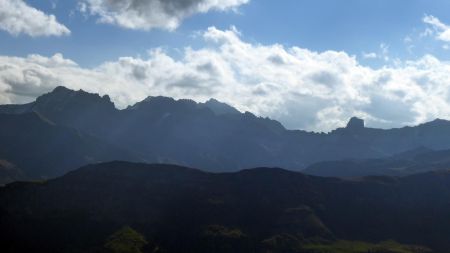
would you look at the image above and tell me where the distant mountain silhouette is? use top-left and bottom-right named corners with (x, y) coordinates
top-left (0, 161), bottom-right (445, 252)
top-left (3, 86), bottom-right (450, 180)
top-left (303, 147), bottom-right (450, 178)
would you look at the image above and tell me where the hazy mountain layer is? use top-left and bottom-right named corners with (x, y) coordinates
top-left (0, 112), bottom-right (140, 182)
top-left (303, 147), bottom-right (450, 178)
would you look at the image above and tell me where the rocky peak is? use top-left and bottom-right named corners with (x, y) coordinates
top-left (202, 98), bottom-right (240, 115)
top-left (346, 117), bottom-right (365, 130)
top-left (36, 86), bottom-right (115, 110)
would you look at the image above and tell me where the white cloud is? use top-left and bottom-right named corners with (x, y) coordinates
top-left (404, 36), bottom-right (413, 44)
top-left (2, 27), bottom-right (450, 132)
top-left (404, 36), bottom-right (415, 54)
top-left (423, 14), bottom-right (450, 42)
top-left (362, 52), bottom-right (377, 59)
top-left (80, 0), bottom-right (249, 31)
top-left (361, 44), bottom-right (391, 62)
top-left (50, 0), bottom-right (58, 10)
top-left (379, 43), bottom-right (390, 61)
top-left (0, 0), bottom-right (70, 37)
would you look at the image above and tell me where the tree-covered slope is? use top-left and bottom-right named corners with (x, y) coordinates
top-left (0, 162), bottom-right (448, 252)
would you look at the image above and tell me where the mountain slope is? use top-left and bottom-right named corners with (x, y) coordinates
top-left (0, 87), bottom-right (301, 171)
top-left (0, 160), bottom-right (25, 185)
top-left (0, 112), bottom-right (141, 180)
top-left (4, 87), bottom-right (450, 174)
top-left (303, 147), bottom-right (450, 178)
top-left (0, 162), bottom-right (448, 252)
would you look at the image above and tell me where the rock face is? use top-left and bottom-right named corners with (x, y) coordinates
top-left (346, 117), bottom-right (365, 130)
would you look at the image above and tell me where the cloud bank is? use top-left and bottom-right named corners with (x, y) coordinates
top-left (1, 27), bottom-right (450, 131)
top-left (0, 0), bottom-right (70, 37)
top-left (79, 0), bottom-right (249, 30)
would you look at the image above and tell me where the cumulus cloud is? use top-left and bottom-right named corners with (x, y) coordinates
top-left (0, 0), bottom-right (70, 37)
top-left (2, 27), bottom-right (450, 131)
top-left (423, 14), bottom-right (450, 42)
top-left (79, 0), bottom-right (249, 30)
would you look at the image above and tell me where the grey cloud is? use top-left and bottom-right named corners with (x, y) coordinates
top-left (252, 83), bottom-right (278, 96)
top-left (362, 94), bottom-right (419, 123)
top-left (196, 62), bottom-right (219, 75)
top-left (275, 94), bottom-right (331, 130)
top-left (309, 71), bottom-right (341, 87)
top-left (131, 65), bottom-right (148, 80)
top-left (375, 72), bottom-right (392, 85)
top-left (267, 54), bottom-right (286, 65)
top-left (81, 0), bottom-right (249, 30)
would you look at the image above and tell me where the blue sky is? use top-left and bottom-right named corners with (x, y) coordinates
top-left (3, 0), bottom-right (450, 67)
top-left (3, 0), bottom-right (450, 131)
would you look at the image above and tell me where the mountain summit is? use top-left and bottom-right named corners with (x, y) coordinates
top-left (201, 98), bottom-right (240, 115)
top-left (346, 117), bottom-right (365, 130)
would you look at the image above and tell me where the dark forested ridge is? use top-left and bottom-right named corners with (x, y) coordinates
top-left (3, 87), bottom-right (450, 182)
top-left (0, 161), bottom-right (447, 252)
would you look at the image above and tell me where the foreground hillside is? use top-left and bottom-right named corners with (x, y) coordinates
top-left (1, 161), bottom-right (448, 252)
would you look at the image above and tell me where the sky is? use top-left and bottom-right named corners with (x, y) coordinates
top-left (2, 0), bottom-right (450, 131)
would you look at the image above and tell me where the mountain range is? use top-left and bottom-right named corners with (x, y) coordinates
top-left (3, 86), bottom-right (450, 182)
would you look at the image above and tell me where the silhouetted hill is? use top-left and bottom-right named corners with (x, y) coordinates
top-left (3, 87), bottom-right (450, 177)
top-left (0, 162), bottom-right (446, 252)
top-left (0, 112), bottom-right (141, 181)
